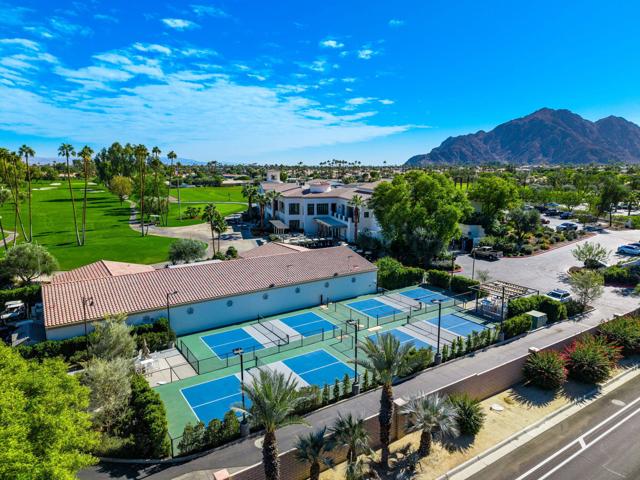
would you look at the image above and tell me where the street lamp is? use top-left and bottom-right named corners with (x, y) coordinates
top-left (346, 319), bottom-right (360, 395)
top-left (233, 347), bottom-right (250, 437)
top-left (82, 296), bottom-right (94, 353)
top-left (431, 299), bottom-right (443, 365)
top-left (471, 250), bottom-right (476, 280)
top-left (166, 290), bottom-right (178, 332)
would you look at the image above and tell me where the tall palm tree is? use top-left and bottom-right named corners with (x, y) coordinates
top-left (167, 150), bottom-right (177, 222)
top-left (294, 427), bottom-right (334, 480)
top-left (201, 203), bottom-right (218, 254)
top-left (8, 151), bottom-right (27, 245)
top-left (349, 194), bottom-right (365, 243)
top-left (78, 146), bottom-right (94, 245)
top-left (266, 190), bottom-right (282, 219)
top-left (0, 186), bottom-right (10, 250)
top-left (18, 145), bottom-right (35, 242)
top-left (330, 413), bottom-right (370, 465)
top-left (57, 143), bottom-right (81, 245)
top-left (213, 210), bottom-right (228, 254)
top-left (134, 145), bottom-right (148, 236)
top-left (354, 333), bottom-right (416, 469)
top-left (242, 184), bottom-right (258, 218)
top-left (150, 146), bottom-right (162, 223)
top-left (401, 393), bottom-right (459, 457)
top-left (236, 369), bottom-right (308, 480)
top-left (256, 193), bottom-right (269, 230)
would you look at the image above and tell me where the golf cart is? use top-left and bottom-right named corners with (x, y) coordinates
top-left (1, 300), bottom-right (26, 323)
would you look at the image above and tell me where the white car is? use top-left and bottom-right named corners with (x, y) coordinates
top-left (545, 289), bottom-right (572, 303)
top-left (617, 245), bottom-right (640, 256)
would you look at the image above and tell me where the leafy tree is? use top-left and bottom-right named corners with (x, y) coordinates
top-left (178, 421), bottom-right (206, 455)
top-left (90, 314), bottom-right (136, 361)
top-left (169, 238), bottom-right (207, 264)
top-left (469, 175), bottom-right (519, 222)
top-left (354, 333), bottom-right (416, 468)
top-left (0, 343), bottom-right (98, 479)
top-left (508, 207), bottom-right (541, 244)
top-left (569, 270), bottom-right (604, 308)
top-left (401, 393), bottom-right (459, 457)
top-left (58, 143), bottom-right (81, 246)
top-left (572, 241), bottom-right (610, 268)
top-left (330, 413), bottom-right (370, 464)
top-left (370, 171), bottom-right (472, 266)
top-left (294, 427), bottom-right (334, 480)
top-left (556, 190), bottom-right (584, 212)
top-left (596, 176), bottom-right (626, 226)
top-left (109, 175), bottom-right (133, 206)
top-left (3, 242), bottom-right (58, 284)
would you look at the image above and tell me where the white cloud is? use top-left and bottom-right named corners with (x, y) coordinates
top-left (93, 53), bottom-right (132, 65)
top-left (357, 49), bottom-right (378, 60)
top-left (0, 38), bottom-right (40, 50)
top-left (180, 47), bottom-right (217, 57)
top-left (247, 73), bottom-right (267, 81)
top-left (379, 99), bottom-right (394, 105)
top-left (347, 97), bottom-right (376, 106)
top-left (94, 13), bottom-right (118, 23)
top-left (191, 4), bottom-right (229, 18)
top-left (161, 18), bottom-right (198, 30)
top-left (54, 65), bottom-right (133, 85)
top-left (388, 19), bottom-right (405, 27)
top-left (342, 77), bottom-right (356, 83)
top-left (50, 17), bottom-right (92, 36)
top-left (133, 43), bottom-right (172, 55)
top-left (320, 39), bottom-right (344, 49)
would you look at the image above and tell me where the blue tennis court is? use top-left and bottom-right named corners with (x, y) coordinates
top-left (368, 328), bottom-right (434, 350)
top-left (181, 375), bottom-right (246, 425)
top-left (284, 350), bottom-right (355, 386)
top-left (400, 287), bottom-right (450, 303)
top-left (347, 298), bottom-right (403, 319)
top-left (426, 313), bottom-right (487, 337)
top-left (279, 312), bottom-right (337, 337)
top-left (201, 328), bottom-right (264, 359)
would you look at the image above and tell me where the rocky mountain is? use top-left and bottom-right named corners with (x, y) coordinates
top-left (405, 108), bottom-right (640, 166)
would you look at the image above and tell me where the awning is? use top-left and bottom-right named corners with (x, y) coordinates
top-left (269, 220), bottom-right (288, 230)
top-left (314, 216), bottom-right (347, 229)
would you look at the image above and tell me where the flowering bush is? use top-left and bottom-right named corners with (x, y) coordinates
top-left (563, 334), bottom-right (622, 384)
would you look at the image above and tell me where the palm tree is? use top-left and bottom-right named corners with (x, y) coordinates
top-left (18, 145), bottom-right (35, 242)
top-left (0, 186), bottom-right (10, 250)
top-left (349, 194), bottom-right (365, 243)
top-left (354, 333), bottom-right (416, 469)
top-left (236, 369), bottom-right (308, 480)
top-left (213, 210), bottom-right (228, 253)
top-left (201, 203), bottom-right (218, 254)
top-left (150, 146), bottom-right (162, 223)
top-left (256, 192), bottom-right (269, 230)
top-left (8, 151), bottom-right (27, 244)
top-left (330, 413), bottom-right (370, 465)
top-left (134, 145), bottom-right (148, 236)
top-left (242, 184), bottom-right (258, 218)
top-left (57, 143), bottom-right (81, 245)
top-left (78, 146), bottom-right (94, 245)
top-left (294, 427), bottom-right (334, 480)
top-left (401, 393), bottom-right (459, 457)
top-left (266, 190), bottom-right (282, 219)
top-left (167, 150), bottom-right (177, 222)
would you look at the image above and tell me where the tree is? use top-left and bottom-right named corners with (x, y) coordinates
top-left (57, 143), bottom-right (81, 246)
top-left (169, 238), bottom-right (207, 264)
top-left (201, 203), bottom-right (218, 254)
top-left (596, 176), bottom-right (626, 226)
top-left (78, 146), bottom-right (94, 245)
top-left (354, 333), bottom-right (416, 468)
top-left (294, 427), bottom-right (334, 480)
top-left (134, 145), bottom-right (148, 236)
top-left (0, 343), bottom-right (98, 479)
top-left (557, 190), bottom-right (584, 212)
top-left (89, 313), bottom-right (136, 361)
top-left (508, 207), bottom-right (541, 244)
top-left (349, 194), bottom-right (366, 242)
top-left (167, 150), bottom-right (177, 224)
top-left (369, 171), bottom-right (472, 267)
top-left (0, 186), bottom-right (10, 250)
top-left (401, 393), bottom-right (459, 457)
top-left (81, 357), bottom-right (132, 433)
top-left (3, 243), bottom-right (58, 284)
top-left (213, 210), bottom-right (228, 253)
top-left (569, 270), bottom-right (604, 308)
top-left (18, 144), bottom-right (35, 242)
top-left (109, 175), bottom-right (133, 206)
top-left (330, 413), bottom-right (370, 465)
top-left (572, 241), bottom-right (610, 268)
top-left (256, 192), bottom-right (269, 229)
top-left (8, 150), bottom-right (27, 244)
top-left (242, 184), bottom-right (258, 218)
top-left (236, 369), bottom-right (308, 480)
top-left (468, 175), bottom-right (519, 222)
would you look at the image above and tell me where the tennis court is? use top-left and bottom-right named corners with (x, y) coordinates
top-left (201, 328), bottom-right (264, 359)
top-left (347, 298), bottom-right (403, 319)
top-left (279, 312), bottom-right (337, 337)
top-left (400, 286), bottom-right (451, 303)
top-left (426, 313), bottom-right (487, 337)
top-left (283, 349), bottom-right (355, 386)
top-left (181, 375), bottom-right (245, 425)
top-left (368, 328), bottom-right (434, 350)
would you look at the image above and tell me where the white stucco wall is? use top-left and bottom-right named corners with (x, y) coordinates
top-left (45, 270), bottom-right (378, 340)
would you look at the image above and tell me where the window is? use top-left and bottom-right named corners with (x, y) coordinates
top-left (324, 282), bottom-right (330, 288)
top-left (289, 203), bottom-right (300, 215)
top-left (289, 220), bottom-right (300, 231)
top-left (263, 293), bottom-right (269, 300)
top-left (364, 211), bottom-right (370, 218)
top-left (351, 277), bottom-right (356, 283)
top-left (307, 203), bottom-right (315, 215)
top-left (295, 287), bottom-right (301, 293)
top-left (226, 300), bottom-right (233, 307)
top-left (331, 203), bottom-right (336, 213)
top-left (317, 203), bottom-right (329, 215)
top-left (187, 307), bottom-right (194, 315)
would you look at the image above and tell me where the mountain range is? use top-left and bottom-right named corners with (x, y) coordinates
top-left (405, 108), bottom-right (640, 166)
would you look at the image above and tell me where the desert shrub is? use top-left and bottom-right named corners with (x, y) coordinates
top-left (502, 314), bottom-right (532, 338)
top-left (448, 393), bottom-right (486, 436)
top-left (427, 269), bottom-right (451, 289)
top-left (376, 257), bottom-right (425, 290)
top-left (521, 244), bottom-right (534, 255)
top-left (599, 316), bottom-right (640, 355)
top-left (540, 243), bottom-right (550, 250)
top-left (523, 350), bottom-right (567, 390)
top-left (563, 334), bottom-right (622, 384)
top-left (450, 275), bottom-right (480, 294)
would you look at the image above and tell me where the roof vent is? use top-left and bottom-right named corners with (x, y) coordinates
top-left (309, 181), bottom-right (331, 193)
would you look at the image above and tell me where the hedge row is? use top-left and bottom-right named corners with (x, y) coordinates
top-left (376, 257), bottom-right (425, 290)
top-left (0, 284), bottom-right (41, 306)
top-left (502, 314), bottom-right (532, 338)
top-left (507, 295), bottom-right (567, 323)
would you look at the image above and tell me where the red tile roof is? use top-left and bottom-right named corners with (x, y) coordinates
top-left (241, 242), bottom-right (309, 259)
top-left (43, 246), bottom-right (376, 329)
top-left (52, 260), bottom-right (155, 284)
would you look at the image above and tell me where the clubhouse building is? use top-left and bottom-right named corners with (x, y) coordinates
top-left (42, 245), bottom-right (377, 340)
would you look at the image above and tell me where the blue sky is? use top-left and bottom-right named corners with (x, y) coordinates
top-left (1, 1), bottom-right (640, 165)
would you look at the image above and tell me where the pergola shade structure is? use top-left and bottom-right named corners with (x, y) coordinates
top-left (314, 216), bottom-right (348, 239)
top-left (469, 280), bottom-right (539, 323)
top-left (269, 219), bottom-right (289, 235)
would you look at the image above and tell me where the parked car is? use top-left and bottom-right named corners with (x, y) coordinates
top-left (546, 209), bottom-right (560, 216)
top-left (545, 289), bottom-right (572, 303)
top-left (584, 224), bottom-right (604, 232)
top-left (556, 222), bottom-right (578, 232)
top-left (534, 205), bottom-right (547, 213)
top-left (471, 246), bottom-right (503, 261)
top-left (617, 245), bottom-right (640, 256)
top-left (559, 211), bottom-right (574, 219)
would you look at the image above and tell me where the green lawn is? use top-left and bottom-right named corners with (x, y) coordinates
top-left (0, 181), bottom-right (174, 270)
top-left (169, 186), bottom-right (246, 203)
top-left (165, 203), bottom-right (246, 227)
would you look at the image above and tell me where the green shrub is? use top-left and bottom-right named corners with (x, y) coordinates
top-left (508, 295), bottom-right (567, 323)
top-left (376, 257), bottom-right (425, 290)
top-left (295, 385), bottom-right (322, 414)
top-left (225, 246), bottom-right (239, 259)
top-left (406, 347), bottom-right (435, 374)
top-left (563, 335), bottom-right (622, 384)
top-left (599, 316), bottom-right (640, 355)
top-left (451, 275), bottom-right (480, 294)
top-left (502, 314), bottom-right (532, 338)
top-left (427, 269), bottom-right (451, 289)
top-left (523, 351), bottom-right (567, 390)
top-left (0, 283), bottom-right (41, 306)
top-left (565, 299), bottom-right (586, 318)
top-left (603, 265), bottom-right (640, 286)
top-left (448, 393), bottom-right (486, 436)
top-left (521, 244), bottom-right (534, 255)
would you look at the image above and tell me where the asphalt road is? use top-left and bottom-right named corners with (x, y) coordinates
top-left (467, 371), bottom-right (640, 480)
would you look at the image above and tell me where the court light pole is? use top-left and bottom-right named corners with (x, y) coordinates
top-left (166, 290), bottom-right (178, 332)
top-left (233, 347), bottom-right (250, 437)
top-left (82, 296), bottom-right (94, 354)
top-left (431, 299), bottom-right (443, 365)
top-left (346, 319), bottom-right (360, 395)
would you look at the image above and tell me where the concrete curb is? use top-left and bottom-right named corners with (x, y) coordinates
top-left (437, 362), bottom-right (640, 480)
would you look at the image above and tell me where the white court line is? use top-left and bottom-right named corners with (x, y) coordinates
top-left (516, 393), bottom-right (640, 480)
top-left (190, 390), bottom-right (242, 410)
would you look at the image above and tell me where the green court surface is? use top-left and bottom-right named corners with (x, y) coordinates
top-left (169, 186), bottom-right (246, 203)
top-left (156, 286), bottom-right (492, 440)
